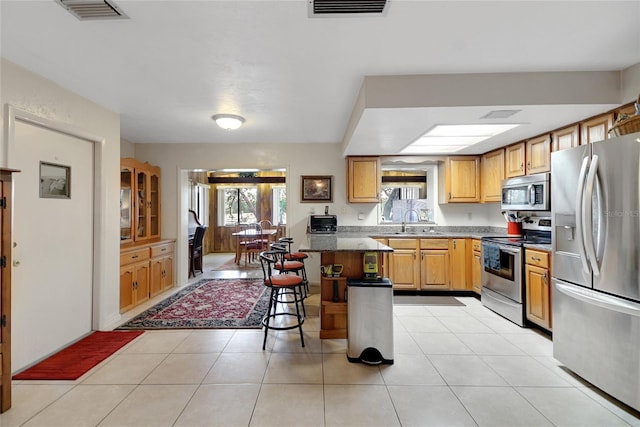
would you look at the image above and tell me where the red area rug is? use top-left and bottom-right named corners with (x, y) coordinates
top-left (13, 330), bottom-right (144, 381)
top-left (117, 278), bottom-right (269, 329)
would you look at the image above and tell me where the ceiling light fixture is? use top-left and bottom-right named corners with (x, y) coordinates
top-left (212, 114), bottom-right (245, 130)
top-left (400, 124), bottom-right (520, 154)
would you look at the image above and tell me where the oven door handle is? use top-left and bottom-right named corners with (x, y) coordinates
top-left (485, 244), bottom-right (521, 255)
top-left (499, 247), bottom-right (521, 256)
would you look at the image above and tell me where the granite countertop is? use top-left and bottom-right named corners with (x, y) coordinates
top-left (299, 228), bottom-right (553, 253)
top-left (298, 233), bottom-right (393, 253)
top-left (523, 242), bottom-right (552, 252)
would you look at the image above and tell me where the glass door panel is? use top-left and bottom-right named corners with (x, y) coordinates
top-left (136, 170), bottom-right (147, 239)
top-left (120, 167), bottom-right (133, 242)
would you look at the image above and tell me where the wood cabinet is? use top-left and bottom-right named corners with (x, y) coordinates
top-left (120, 240), bottom-right (175, 313)
top-left (318, 251), bottom-right (366, 339)
top-left (149, 242), bottom-right (175, 298)
top-left (505, 142), bottom-right (526, 178)
top-left (552, 124), bottom-right (580, 152)
top-left (471, 239), bottom-right (482, 295)
top-left (387, 239), bottom-right (419, 290)
top-left (347, 156), bottom-right (381, 203)
top-left (525, 248), bottom-right (552, 330)
top-left (481, 148), bottom-right (504, 203)
top-left (121, 158), bottom-right (161, 244)
top-left (581, 113), bottom-right (614, 144)
top-left (439, 156), bottom-right (480, 203)
top-left (449, 238), bottom-right (469, 290)
top-left (387, 238), bottom-right (453, 291)
top-left (526, 134), bottom-right (551, 174)
top-left (419, 239), bottom-right (449, 290)
top-left (1, 169), bottom-right (19, 413)
top-left (320, 276), bottom-right (348, 339)
top-left (504, 137), bottom-right (550, 177)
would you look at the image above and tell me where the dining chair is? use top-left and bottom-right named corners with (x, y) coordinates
top-left (189, 225), bottom-right (207, 277)
top-left (256, 219), bottom-right (274, 248)
top-left (238, 223), bottom-right (262, 266)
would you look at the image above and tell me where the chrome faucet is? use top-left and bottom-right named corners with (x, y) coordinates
top-left (401, 209), bottom-right (420, 232)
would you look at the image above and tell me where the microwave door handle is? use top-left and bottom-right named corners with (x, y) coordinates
top-left (528, 184), bottom-right (535, 206)
top-left (584, 155), bottom-right (601, 276)
top-left (575, 156), bottom-right (591, 275)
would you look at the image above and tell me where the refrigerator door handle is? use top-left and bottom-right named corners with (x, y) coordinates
top-left (555, 281), bottom-right (640, 318)
top-left (584, 155), bottom-right (601, 276)
top-left (575, 156), bottom-right (591, 275)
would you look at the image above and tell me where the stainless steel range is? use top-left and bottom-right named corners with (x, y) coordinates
top-left (481, 217), bottom-right (551, 326)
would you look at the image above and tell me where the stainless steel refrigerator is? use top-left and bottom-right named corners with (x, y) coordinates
top-left (552, 132), bottom-right (640, 411)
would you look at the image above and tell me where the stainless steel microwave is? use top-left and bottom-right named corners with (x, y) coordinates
top-left (309, 215), bottom-right (337, 234)
top-left (501, 173), bottom-right (550, 211)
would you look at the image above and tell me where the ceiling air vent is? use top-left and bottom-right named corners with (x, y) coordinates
top-left (56, 0), bottom-right (129, 21)
top-left (309, 0), bottom-right (389, 16)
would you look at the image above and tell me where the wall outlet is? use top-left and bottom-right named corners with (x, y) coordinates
top-left (467, 212), bottom-right (472, 221)
top-left (358, 212), bottom-right (365, 220)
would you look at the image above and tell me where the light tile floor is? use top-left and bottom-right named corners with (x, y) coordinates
top-left (4, 254), bottom-right (640, 426)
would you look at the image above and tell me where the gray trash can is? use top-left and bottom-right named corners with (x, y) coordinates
top-left (346, 278), bottom-right (394, 364)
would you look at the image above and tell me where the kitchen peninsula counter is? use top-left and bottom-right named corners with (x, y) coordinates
top-left (299, 233), bottom-right (392, 339)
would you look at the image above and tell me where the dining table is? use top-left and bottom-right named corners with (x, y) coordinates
top-left (231, 228), bottom-right (278, 264)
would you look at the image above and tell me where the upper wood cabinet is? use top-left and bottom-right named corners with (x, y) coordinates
top-left (347, 156), bottom-right (381, 203)
top-left (439, 156), bottom-right (480, 203)
top-left (121, 158), bottom-right (161, 243)
top-left (581, 113), bottom-right (614, 144)
top-left (552, 124), bottom-right (580, 152)
top-left (525, 134), bottom-right (551, 174)
top-left (505, 142), bottom-right (526, 178)
top-left (481, 148), bottom-right (504, 203)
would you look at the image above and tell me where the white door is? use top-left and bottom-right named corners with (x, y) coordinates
top-left (12, 120), bottom-right (94, 371)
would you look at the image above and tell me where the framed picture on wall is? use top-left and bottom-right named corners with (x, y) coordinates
top-left (301, 175), bottom-right (333, 202)
top-left (39, 161), bottom-right (70, 199)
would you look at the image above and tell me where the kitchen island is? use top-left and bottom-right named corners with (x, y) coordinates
top-left (299, 233), bottom-right (393, 339)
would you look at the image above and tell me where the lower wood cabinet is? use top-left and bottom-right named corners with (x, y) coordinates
top-left (387, 239), bottom-right (419, 290)
top-left (120, 240), bottom-right (175, 313)
top-left (320, 276), bottom-right (348, 339)
top-left (449, 238), bottom-right (468, 290)
top-left (525, 248), bottom-right (552, 330)
top-left (386, 238), bottom-right (470, 291)
top-left (471, 239), bottom-right (482, 294)
top-left (420, 239), bottom-right (449, 290)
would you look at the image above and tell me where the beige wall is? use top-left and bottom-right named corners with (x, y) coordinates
top-left (120, 138), bottom-right (136, 158)
top-left (0, 58), bottom-right (122, 329)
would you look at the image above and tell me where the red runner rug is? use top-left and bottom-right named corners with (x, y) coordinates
top-left (13, 330), bottom-right (144, 381)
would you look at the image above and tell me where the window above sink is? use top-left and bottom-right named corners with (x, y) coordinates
top-left (378, 164), bottom-right (437, 225)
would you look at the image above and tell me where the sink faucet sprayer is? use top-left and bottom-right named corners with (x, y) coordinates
top-left (401, 209), bottom-right (420, 233)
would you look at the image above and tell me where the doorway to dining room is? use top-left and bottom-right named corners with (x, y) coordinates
top-left (188, 168), bottom-right (287, 270)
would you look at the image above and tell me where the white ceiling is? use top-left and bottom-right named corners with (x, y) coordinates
top-left (2, 1), bottom-right (639, 156)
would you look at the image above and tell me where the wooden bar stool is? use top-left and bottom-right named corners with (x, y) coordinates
top-left (259, 251), bottom-right (305, 350)
top-left (277, 237), bottom-right (309, 296)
